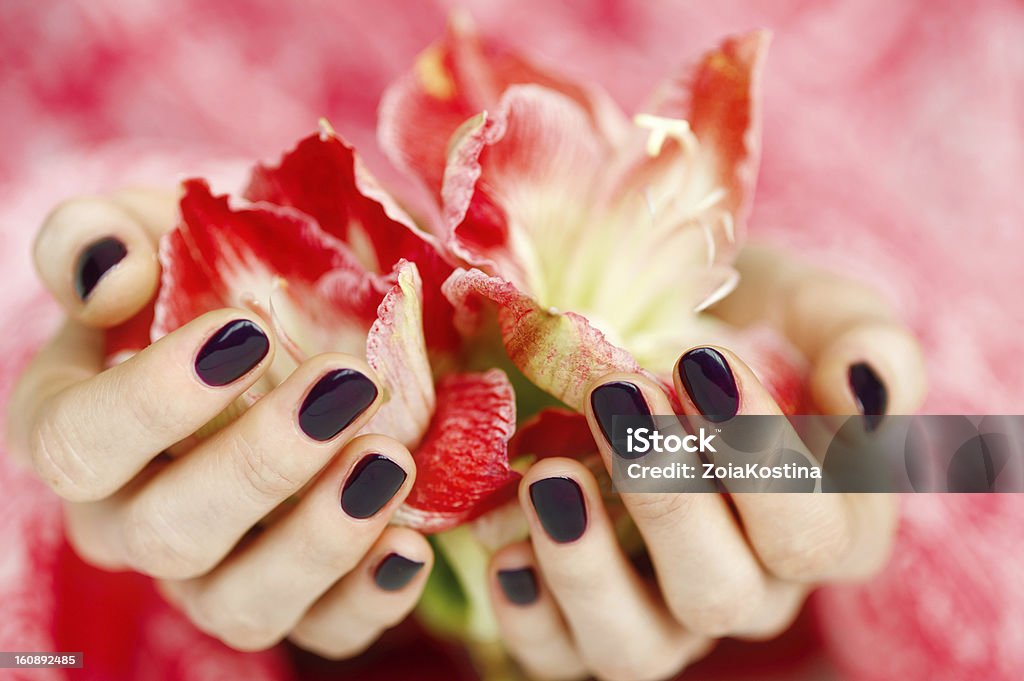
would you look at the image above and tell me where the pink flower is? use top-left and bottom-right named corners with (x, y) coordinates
top-left (381, 18), bottom-right (800, 417)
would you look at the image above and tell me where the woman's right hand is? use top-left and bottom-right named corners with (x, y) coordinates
top-left (6, 191), bottom-right (433, 657)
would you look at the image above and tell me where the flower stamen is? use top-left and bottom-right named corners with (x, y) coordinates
top-left (634, 113), bottom-right (699, 157)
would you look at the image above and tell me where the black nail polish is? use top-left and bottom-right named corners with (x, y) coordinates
top-left (340, 454), bottom-right (407, 519)
top-left (678, 347), bottom-right (739, 422)
top-left (849, 362), bottom-right (888, 431)
top-left (194, 320), bottom-right (270, 386)
top-left (374, 553), bottom-right (424, 591)
top-left (298, 369), bottom-right (378, 441)
top-left (75, 237), bottom-right (127, 300)
top-left (529, 477), bottom-right (587, 543)
top-left (497, 567), bottom-right (539, 606)
top-left (590, 381), bottom-right (655, 460)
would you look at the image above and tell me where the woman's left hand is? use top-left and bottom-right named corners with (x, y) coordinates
top-left (485, 247), bottom-right (927, 681)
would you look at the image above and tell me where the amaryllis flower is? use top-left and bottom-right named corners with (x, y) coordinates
top-left (107, 125), bottom-right (520, 533)
top-left (382, 19), bottom-right (802, 416)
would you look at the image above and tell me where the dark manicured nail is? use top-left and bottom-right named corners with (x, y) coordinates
top-left (75, 237), bottom-right (127, 300)
top-left (194, 320), bottom-right (270, 386)
top-left (849, 362), bottom-right (888, 431)
top-left (340, 454), bottom-right (406, 519)
top-left (298, 369), bottom-right (378, 441)
top-left (590, 381), bottom-right (655, 460)
top-left (529, 477), bottom-right (587, 543)
top-left (678, 347), bottom-right (739, 422)
top-left (374, 553), bottom-right (424, 591)
top-left (497, 567), bottom-right (539, 606)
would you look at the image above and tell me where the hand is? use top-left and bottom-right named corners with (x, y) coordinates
top-left (484, 247), bottom-right (927, 681)
top-left (6, 191), bottom-right (433, 656)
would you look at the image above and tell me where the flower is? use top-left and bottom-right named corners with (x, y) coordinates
top-left (381, 17), bottom-right (802, 418)
top-left (108, 125), bottom-right (521, 534)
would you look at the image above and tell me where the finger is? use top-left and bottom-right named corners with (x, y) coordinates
top-left (290, 526), bottom-right (432, 659)
top-left (33, 195), bottom-right (165, 326)
top-left (110, 187), bottom-right (180, 240)
top-left (585, 374), bottom-right (769, 636)
top-left (21, 309), bottom-right (274, 501)
top-left (675, 346), bottom-right (853, 581)
top-left (164, 435), bottom-right (414, 651)
top-left (729, 581), bottom-right (810, 641)
top-left (712, 245), bottom-right (926, 419)
top-left (521, 458), bottom-right (707, 681)
top-left (110, 353), bottom-right (382, 579)
top-left (489, 542), bottom-right (587, 681)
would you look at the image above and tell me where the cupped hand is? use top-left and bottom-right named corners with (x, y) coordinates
top-left (6, 191), bottom-right (433, 657)
top-left (485, 247), bottom-right (927, 681)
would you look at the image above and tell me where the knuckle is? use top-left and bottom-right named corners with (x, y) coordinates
top-left (121, 500), bottom-right (206, 579)
top-left (231, 434), bottom-right (303, 503)
top-left (666, 574), bottom-right (763, 637)
top-left (290, 624), bottom-right (374, 660)
top-left (30, 396), bottom-right (105, 501)
top-left (190, 591), bottom-right (281, 652)
top-left (584, 647), bottom-right (674, 681)
top-left (757, 513), bottom-right (851, 581)
top-left (627, 493), bottom-right (697, 526)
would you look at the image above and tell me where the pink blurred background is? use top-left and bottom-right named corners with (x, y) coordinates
top-left (1, 1), bottom-right (1023, 679)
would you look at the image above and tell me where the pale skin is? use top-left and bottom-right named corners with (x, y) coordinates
top-left (6, 190), bottom-right (926, 679)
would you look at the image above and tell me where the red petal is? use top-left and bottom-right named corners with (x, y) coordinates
top-left (509, 408), bottom-right (597, 461)
top-left (245, 129), bottom-right (460, 354)
top-left (155, 180), bottom-right (386, 358)
top-left (395, 369), bottom-right (519, 533)
top-left (379, 15), bottom-right (626, 197)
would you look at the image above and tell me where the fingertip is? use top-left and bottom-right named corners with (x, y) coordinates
top-left (811, 321), bottom-right (927, 417)
top-left (674, 344), bottom-right (779, 418)
top-left (35, 197), bottom-right (159, 327)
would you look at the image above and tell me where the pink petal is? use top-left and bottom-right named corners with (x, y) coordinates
top-left (245, 128), bottom-right (460, 355)
top-left (394, 369), bottom-right (519, 533)
top-left (613, 31), bottom-right (770, 252)
top-left (443, 267), bottom-right (653, 411)
top-left (362, 260), bottom-right (436, 449)
top-left (104, 299), bottom-right (154, 365)
top-left (441, 85), bottom-right (611, 293)
top-left (378, 15), bottom-right (627, 197)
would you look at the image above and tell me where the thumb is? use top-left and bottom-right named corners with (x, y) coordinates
top-left (32, 188), bottom-right (176, 328)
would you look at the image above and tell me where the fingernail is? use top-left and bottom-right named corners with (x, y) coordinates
top-left (529, 477), bottom-right (587, 543)
top-left (849, 362), bottom-right (888, 430)
top-left (194, 320), bottom-right (270, 386)
top-left (75, 237), bottom-right (127, 300)
top-left (340, 454), bottom-right (407, 519)
top-left (497, 567), bottom-right (539, 606)
top-left (678, 347), bottom-right (739, 422)
top-left (298, 369), bottom-right (378, 441)
top-left (590, 381), bottom-right (655, 460)
top-left (374, 553), bottom-right (424, 591)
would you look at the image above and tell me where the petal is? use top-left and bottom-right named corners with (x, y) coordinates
top-left (442, 85), bottom-right (611, 300)
top-left (245, 127), bottom-right (460, 355)
top-left (155, 180), bottom-right (389, 381)
top-left (363, 260), bottom-right (437, 449)
top-left (379, 14), bottom-right (627, 196)
top-left (443, 267), bottom-right (652, 410)
top-left (612, 31), bottom-right (770, 252)
top-left (394, 369), bottom-right (519, 533)
top-left (509, 408), bottom-right (597, 462)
